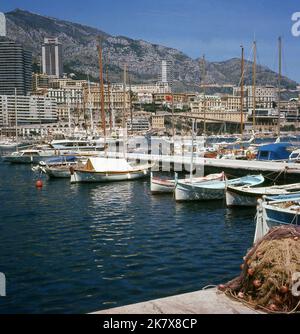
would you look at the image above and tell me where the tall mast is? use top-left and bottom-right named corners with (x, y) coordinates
top-left (252, 41), bottom-right (257, 131)
top-left (171, 92), bottom-right (175, 138)
top-left (240, 45), bottom-right (244, 137)
top-left (190, 118), bottom-right (195, 182)
top-left (97, 39), bottom-right (106, 139)
top-left (123, 64), bottom-right (128, 158)
top-left (105, 64), bottom-right (112, 134)
top-left (123, 64), bottom-right (127, 132)
top-left (67, 91), bottom-right (71, 132)
top-left (128, 71), bottom-right (133, 133)
top-left (277, 36), bottom-right (282, 137)
top-left (82, 87), bottom-right (87, 134)
top-left (87, 76), bottom-right (94, 133)
top-left (201, 55), bottom-right (206, 135)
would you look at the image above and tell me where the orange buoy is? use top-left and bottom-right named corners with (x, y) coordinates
top-left (36, 180), bottom-right (43, 188)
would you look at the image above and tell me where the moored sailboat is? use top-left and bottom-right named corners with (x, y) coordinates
top-left (70, 157), bottom-right (151, 183)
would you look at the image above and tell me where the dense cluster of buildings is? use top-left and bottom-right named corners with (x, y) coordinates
top-left (0, 11), bottom-right (300, 137)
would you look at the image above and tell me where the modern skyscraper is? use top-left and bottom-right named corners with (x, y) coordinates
top-left (0, 37), bottom-right (32, 96)
top-left (42, 37), bottom-right (63, 78)
top-left (0, 12), bottom-right (6, 37)
top-left (160, 60), bottom-right (173, 87)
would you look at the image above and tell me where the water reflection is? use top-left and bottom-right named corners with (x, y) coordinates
top-left (0, 162), bottom-right (256, 313)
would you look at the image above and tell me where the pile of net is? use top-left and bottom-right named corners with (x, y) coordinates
top-left (219, 226), bottom-right (300, 313)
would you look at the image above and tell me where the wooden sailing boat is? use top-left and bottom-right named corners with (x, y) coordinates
top-left (70, 42), bottom-right (151, 183)
top-left (70, 157), bottom-right (151, 183)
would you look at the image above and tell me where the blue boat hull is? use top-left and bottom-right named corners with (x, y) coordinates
top-left (265, 207), bottom-right (300, 226)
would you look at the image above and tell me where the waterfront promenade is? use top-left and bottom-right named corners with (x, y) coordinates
top-left (93, 288), bottom-right (260, 314)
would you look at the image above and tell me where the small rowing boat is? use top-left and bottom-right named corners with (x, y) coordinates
top-left (226, 182), bottom-right (300, 207)
top-left (150, 172), bottom-right (225, 194)
top-left (254, 193), bottom-right (300, 243)
top-left (175, 174), bottom-right (264, 201)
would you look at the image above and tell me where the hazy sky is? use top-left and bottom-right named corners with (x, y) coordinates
top-left (1, 0), bottom-right (300, 82)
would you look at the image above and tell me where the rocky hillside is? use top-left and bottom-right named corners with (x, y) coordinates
top-left (5, 9), bottom-right (298, 91)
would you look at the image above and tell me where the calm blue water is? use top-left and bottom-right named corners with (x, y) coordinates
top-left (0, 158), bottom-right (256, 314)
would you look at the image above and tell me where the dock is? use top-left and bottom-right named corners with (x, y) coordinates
top-left (104, 151), bottom-right (300, 176)
top-left (92, 288), bottom-right (261, 314)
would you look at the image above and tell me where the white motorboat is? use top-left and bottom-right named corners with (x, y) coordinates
top-left (226, 182), bottom-right (300, 207)
top-left (50, 139), bottom-right (105, 151)
top-left (0, 140), bottom-right (20, 149)
top-left (2, 148), bottom-right (56, 164)
top-left (175, 174), bottom-right (264, 201)
top-left (70, 157), bottom-right (152, 183)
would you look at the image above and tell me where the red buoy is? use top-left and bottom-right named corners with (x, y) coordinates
top-left (36, 180), bottom-right (43, 188)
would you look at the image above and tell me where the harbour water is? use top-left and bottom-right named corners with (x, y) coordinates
top-left (0, 158), bottom-right (256, 314)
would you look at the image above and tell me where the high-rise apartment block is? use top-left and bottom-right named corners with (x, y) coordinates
top-left (0, 37), bottom-right (32, 96)
top-left (160, 60), bottom-right (173, 88)
top-left (42, 37), bottom-right (63, 78)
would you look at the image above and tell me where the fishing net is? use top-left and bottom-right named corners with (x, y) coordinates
top-left (219, 226), bottom-right (300, 313)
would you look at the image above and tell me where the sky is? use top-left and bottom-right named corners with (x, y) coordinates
top-left (1, 0), bottom-right (300, 82)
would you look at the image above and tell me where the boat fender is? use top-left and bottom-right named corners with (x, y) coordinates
top-left (69, 167), bottom-right (75, 175)
top-left (246, 151), bottom-right (253, 160)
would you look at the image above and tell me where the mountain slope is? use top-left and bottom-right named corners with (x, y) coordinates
top-left (5, 9), bottom-right (298, 91)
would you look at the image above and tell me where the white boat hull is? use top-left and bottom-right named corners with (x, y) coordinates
top-left (150, 178), bottom-right (174, 193)
top-left (70, 169), bottom-right (149, 183)
top-left (44, 167), bottom-right (71, 178)
top-left (226, 183), bottom-right (300, 207)
top-left (0, 143), bottom-right (18, 149)
top-left (175, 182), bottom-right (225, 201)
top-left (175, 174), bottom-right (264, 202)
top-left (3, 155), bottom-right (48, 164)
top-left (151, 173), bottom-right (225, 195)
top-left (226, 189), bottom-right (258, 207)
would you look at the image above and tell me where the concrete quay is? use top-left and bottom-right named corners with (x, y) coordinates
top-left (103, 151), bottom-right (300, 176)
top-left (92, 288), bottom-right (261, 314)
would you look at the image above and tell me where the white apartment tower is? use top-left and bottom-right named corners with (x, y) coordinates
top-left (0, 12), bottom-right (6, 37)
top-left (160, 60), bottom-right (173, 88)
top-left (42, 37), bottom-right (63, 78)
